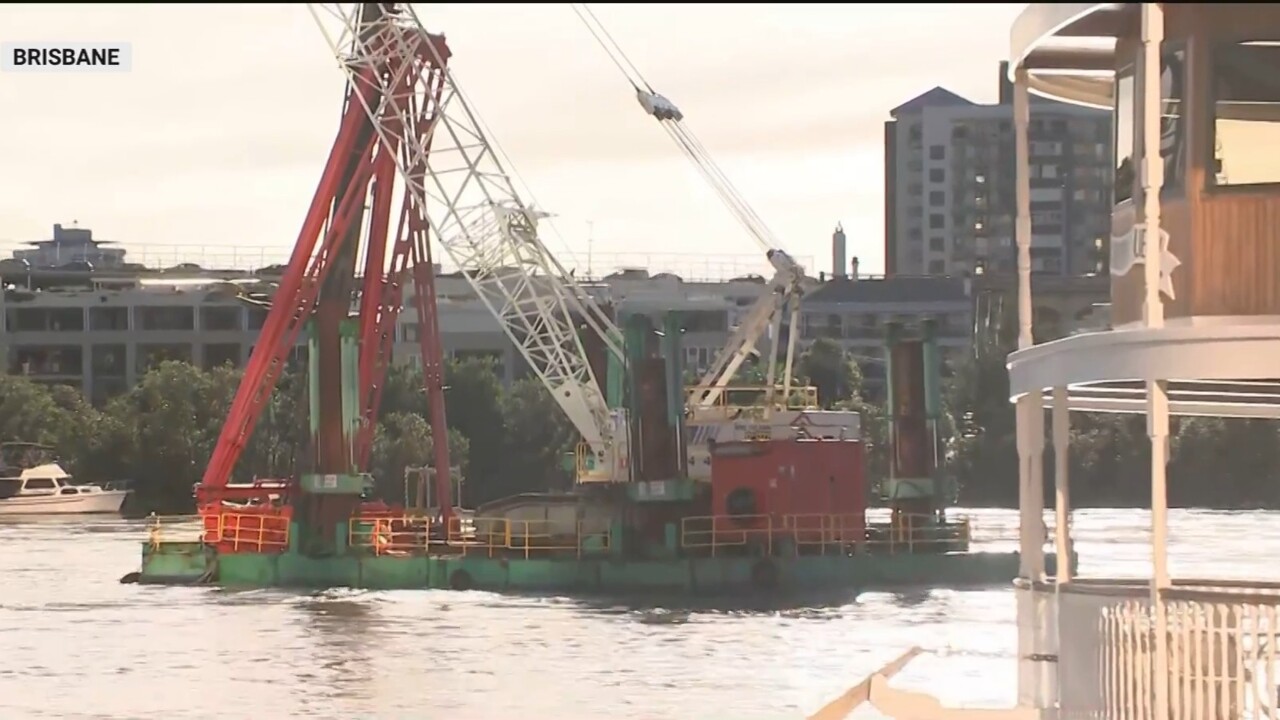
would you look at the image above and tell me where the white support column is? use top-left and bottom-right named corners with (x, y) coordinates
top-left (1139, 4), bottom-right (1170, 720)
top-left (1012, 64), bottom-right (1051, 711)
top-left (1013, 65), bottom-right (1043, 579)
top-left (1052, 386), bottom-right (1072, 583)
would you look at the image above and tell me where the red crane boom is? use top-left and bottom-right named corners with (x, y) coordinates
top-left (195, 4), bottom-right (454, 541)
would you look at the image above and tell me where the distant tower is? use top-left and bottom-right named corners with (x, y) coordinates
top-left (832, 223), bottom-right (847, 279)
top-left (851, 256), bottom-right (861, 281)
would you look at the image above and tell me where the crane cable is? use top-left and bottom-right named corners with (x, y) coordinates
top-left (570, 3), bottom-right (781, 257)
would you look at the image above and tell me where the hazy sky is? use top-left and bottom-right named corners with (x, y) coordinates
top-left (1, 3), bottom-right (1023, 278)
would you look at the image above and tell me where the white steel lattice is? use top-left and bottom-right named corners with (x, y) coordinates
top-left (308, 3), bottom-right (627, 481)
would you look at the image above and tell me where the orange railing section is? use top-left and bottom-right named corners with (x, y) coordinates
top-left (199, 510), bottom-right (291, 553)
top-left (679, 512), bottom-right (972, 557)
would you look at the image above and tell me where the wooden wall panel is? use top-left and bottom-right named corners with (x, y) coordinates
top-left (1193, 194), bottom-right (1280, 316)
top-left (1108, 4), bottom-right (1280, 324)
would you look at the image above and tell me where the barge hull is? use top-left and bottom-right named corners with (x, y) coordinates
top-left (139, 542), bottom-right (1067, 594)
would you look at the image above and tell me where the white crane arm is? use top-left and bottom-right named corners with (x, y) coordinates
top-left (309, 3), bottom-right (629, 482)
top-left (572, 3), bottom-right (813, 402)
top-left (687, 249), bottom-right (807, 408)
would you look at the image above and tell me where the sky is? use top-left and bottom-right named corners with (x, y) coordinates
top-left (0, 3), bottom-right (1025, 279)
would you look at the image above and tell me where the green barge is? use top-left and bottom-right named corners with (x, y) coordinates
top-left (132, 310), bottom-right (1069, 596)
top-left (138, 515), bottom-right (1064, 594)
top-left (126, 5), bottom-right (1066, 600)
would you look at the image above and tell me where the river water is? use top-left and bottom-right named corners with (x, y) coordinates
top-left (0, 508), bottom-right (1272, 719)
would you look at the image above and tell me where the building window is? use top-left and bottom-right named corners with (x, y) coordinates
top-left (1114, 68), bottom-right (1135, 204)
top-left (929, 145), bottom-right (946, 161)
top-left (907, 182), bottom-right (922, 196)
top-left (1159, 46), bottom-right (1187, 192)
top-left (1210, 41), bottom-right (1280, 187)
top-left (929, 190), bottom-right (945, 207)
top-left (929, 214), bottom-right (945, 230)
top-left (929, 236), bottom-right (945, 252)
top-left (928, 168), bottom-right (945, 183)
top-left (928, 259), bottom-right (946, 274)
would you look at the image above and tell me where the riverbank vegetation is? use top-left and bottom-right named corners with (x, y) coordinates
top-left (2, 337), bottom-right (1276, 512)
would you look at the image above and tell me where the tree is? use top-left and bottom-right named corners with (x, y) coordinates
top-left (442, 356), bottom-right (506, 501)
top-left (368, 410), bottom-right (470, 504)
top-left (797, 338), bottom-right (861, 407)
top-left (496, 378), bottom-right (575, 498)
top-left (15, 336), bottom-right (1280, 514)
top-left (102, 362), bottom-right (240, 512)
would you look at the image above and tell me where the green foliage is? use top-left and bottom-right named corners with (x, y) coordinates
top-left (796, 337), bottom-right (863, 408)
top-left (0, 357), bottom-right (573, 514)
top-left (10, 338), bottom-right (1280, 514)
top-left (496, 378), bottom-right (575, 497)
top-left (943, 347), bottom-right (1280, 508)
top-left (368, 411), bottom-right (470, 504)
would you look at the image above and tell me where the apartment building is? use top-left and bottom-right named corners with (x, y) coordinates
top-left (883, 64), bottom-right (1114, 278)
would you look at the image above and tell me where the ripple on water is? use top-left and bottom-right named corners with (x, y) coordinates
top-left (0, 509), bottom-right (1272, 719)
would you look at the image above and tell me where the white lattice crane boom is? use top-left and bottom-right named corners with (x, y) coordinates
top-left (571, 3), bottom-right (812, 412)
top-left (308, 2), bottom-right (629, 482)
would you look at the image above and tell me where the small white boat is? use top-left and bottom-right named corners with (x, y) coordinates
top-left (0, 443), bottom-right (130, 515)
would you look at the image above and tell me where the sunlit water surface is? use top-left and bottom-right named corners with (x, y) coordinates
top-left (0, 508), bottom-right (1272, 719)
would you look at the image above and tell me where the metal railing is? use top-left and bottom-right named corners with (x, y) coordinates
top-left (1055, 580), bottom-right (1280, 719)
top-left (685, 384), bottom-right (820, 415)
top-left (343, 514), bottom-right (612, 559)
top-left (0, 243), bottom-right (811, 284)
top-left (348, 516), bottom-right (432, 556)
top-left (678, 512), bottom-right (971, 557)
top-left (151, 510), bottom-right (969, 561)
top-left (199, 510), bottom-right (291, 553)
top-left (448, 516), bottom-right (611, 559)
top-left (144, 513), bottom-right (202, 549)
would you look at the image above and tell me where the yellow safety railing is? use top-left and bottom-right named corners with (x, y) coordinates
top-left (574, 440), bottom-right (593, 480)
top-left (348, 515), bottom-right (434, 556)
top-left (447, 516), bottom-right (611, 559)
top-left (142, 514), bottom-right (205, 548)
top-left (680, 512), bottom-right (975, 557)
top-left (680, 513), bottom-right (776, 556)
top-left (864, 513), bottom-right (973, 555)
top-left (685, 384), bottom-right (820, 413)
top-left (784, 513), bottom-right (865, 553)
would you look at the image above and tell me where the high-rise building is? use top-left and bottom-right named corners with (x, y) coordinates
top-left (883, 63), bottom-right (1113, 278)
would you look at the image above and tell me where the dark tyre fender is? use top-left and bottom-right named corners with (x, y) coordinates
top-left (750, 559), bottom-right (779, 590)
top-left (449, 568), bottom-right (474, 591)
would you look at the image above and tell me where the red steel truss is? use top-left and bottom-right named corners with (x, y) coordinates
top-left (195, 4), bottom-right (454, 530)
